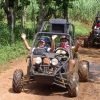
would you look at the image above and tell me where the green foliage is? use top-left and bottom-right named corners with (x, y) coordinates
top-left (0, 0), bottom-right (4, 20)
top-left (26, 0), bottom-right (39, 20)
top-left (19, 0), bottom-right (30, 6)
top-left (69, 0), bottom-right (100, 22)
top-left (0, 41), bottom-right (27, 65)
top-left (73, 21), bottom-right (91, 36)
top-left (0, 21), bottom-right (33, 46)
top-left (0, 9), bottom-right (4, 20)
top-left (0, 22), bottom-right (10, 45)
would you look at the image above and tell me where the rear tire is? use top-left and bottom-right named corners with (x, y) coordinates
top-left (78, 60), bottom-right (89, 82)
top-left (12, 69), bottom-right (23, 93)
top-left (84, 38), bottom-right (88, 47)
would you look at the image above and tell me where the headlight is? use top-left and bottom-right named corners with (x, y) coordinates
top-left (61, 50), bottom-right (66, 54)
top-left (56, 50), bottom-right (61, 54)
top-left (35, 57), bottom-right (42, 64)
top-left (51, 58), bottom-right (58, 66)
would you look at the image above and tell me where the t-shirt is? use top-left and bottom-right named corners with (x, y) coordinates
top-left (32, 46), bottom-right (51, 53)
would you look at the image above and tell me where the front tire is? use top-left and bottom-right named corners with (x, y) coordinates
top-left (12, 69), bottom-right (23, 93)
top-left (78, 60), bottom-right (89, 82)
top-left (67, 73), bottom-right (79, 97)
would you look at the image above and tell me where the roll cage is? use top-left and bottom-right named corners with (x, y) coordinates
top-left (32, 32), bottom-right (74, 59)
top-left (39, 19), bottom-right (75, 42)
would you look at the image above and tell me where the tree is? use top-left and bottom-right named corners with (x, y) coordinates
top-left (1, 0), bottom-right (30, 43)
top-left (36, 0), bottom-right (52, 31)
top-left (54, 0), bottom-right (76, 20)
top-left (36, 0), bottom-right (76, 31)
top-left (1, 0), bottom-right (17, 43)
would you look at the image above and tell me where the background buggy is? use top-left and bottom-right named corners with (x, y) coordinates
top-left (84, 11), bottom-right (100, 47)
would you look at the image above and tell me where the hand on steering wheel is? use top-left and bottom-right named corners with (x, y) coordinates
top-left (55, 47), bottom-right (69, 56)
top-left (55, 47), bottom-right (70, 61)
top-left (55, 47), bottom-right (67, 53)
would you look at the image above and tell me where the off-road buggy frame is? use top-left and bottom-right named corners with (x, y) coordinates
top-left (12, 19), bottom-right (89, 97)
top-left (84, 11), bottom-right (100, 47)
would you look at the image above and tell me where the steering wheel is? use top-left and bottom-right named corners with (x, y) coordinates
top-left (55, 47), bottom-right (69, 58)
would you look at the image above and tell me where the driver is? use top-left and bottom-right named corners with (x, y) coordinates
top-left (60, 36), bottom-right (69, 50)
top-left (57, 35), bottom-right (80, 53)
top-left (54, 35), bottom-right (81, 74)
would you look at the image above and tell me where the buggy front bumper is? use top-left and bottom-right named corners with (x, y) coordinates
top-left (33, 73), bottom-right (55, 84)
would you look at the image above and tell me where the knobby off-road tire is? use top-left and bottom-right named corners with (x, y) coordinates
top-left (78, 60), bottom-right (89, 82)
top-left (12, 69), bottom-right (23, 93)
top-left (67, 73), bottom-right (79, 97)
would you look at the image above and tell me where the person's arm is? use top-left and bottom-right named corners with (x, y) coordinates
top-left (50, 35), bottom-right (57, 52)
top-left (71, 39), bottom-right (81, 52)
top-left (74, 39), bottom-right (81, 52)
top-left (94, 25), bottom-right (97, 29)
top-left (21, 33), bottom-right (31, 51)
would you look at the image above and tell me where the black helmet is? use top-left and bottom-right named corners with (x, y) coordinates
top-left (39, 36), bottom-right (51, 45)
top-left (60, 36), bottom-right (69, 42)
top-left (60, 36), bottom-right (67, 39)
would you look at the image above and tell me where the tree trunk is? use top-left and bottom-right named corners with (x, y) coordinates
top-left (10, 8), bottom-right (15, 43)
top-left (31, 2), bottom-right (36, 33)
top-left (3, 0), bottom-right (15, 43)
top-left (21, 6), bottom-right (26, 33)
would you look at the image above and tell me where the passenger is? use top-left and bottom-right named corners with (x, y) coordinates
top-left (21, 33), bottom-right (57, 52)
top-left (21, 33), bottom-right (57, 66)
top-left (36, 37), bottom-right (51, 52)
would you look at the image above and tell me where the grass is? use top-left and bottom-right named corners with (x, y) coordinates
top-left (69, 0), bottom-right (100, 22)
top-left (0, 41), bottom-right (27, 72)
top-left (0, 41), bottom-right (28, 73)
top-left (72, 21), bottom-right (91, 36)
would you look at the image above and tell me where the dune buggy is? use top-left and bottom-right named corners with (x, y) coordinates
top-left (12, 19), bottom-right (89, 97)
top-left (84, 11), bottom-right (100, 47)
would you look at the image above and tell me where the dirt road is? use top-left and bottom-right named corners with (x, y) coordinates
top-left (0, 48), bottom-right (100, 100)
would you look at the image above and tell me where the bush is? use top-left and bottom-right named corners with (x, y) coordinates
top-left (69, 0), bottom-right (100, 22)
top-left (0, 41), bottom-right (27, 64)
top-left (0, 22), bottom-right (10, 45)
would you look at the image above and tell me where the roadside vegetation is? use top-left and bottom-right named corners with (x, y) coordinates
top-left (73, 21), bottom-right (91, 36)
top-left (70, 0), bottom-right (100, 22)
top-left (0, 0), bottom-right (99, 68)
top-left (0, 42), bottom-right (27, 64)
top-left (0, 42), bottom-right (27, 72)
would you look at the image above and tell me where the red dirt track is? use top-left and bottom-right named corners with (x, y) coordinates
top-left (0, 47), bottom-right (100, 100)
